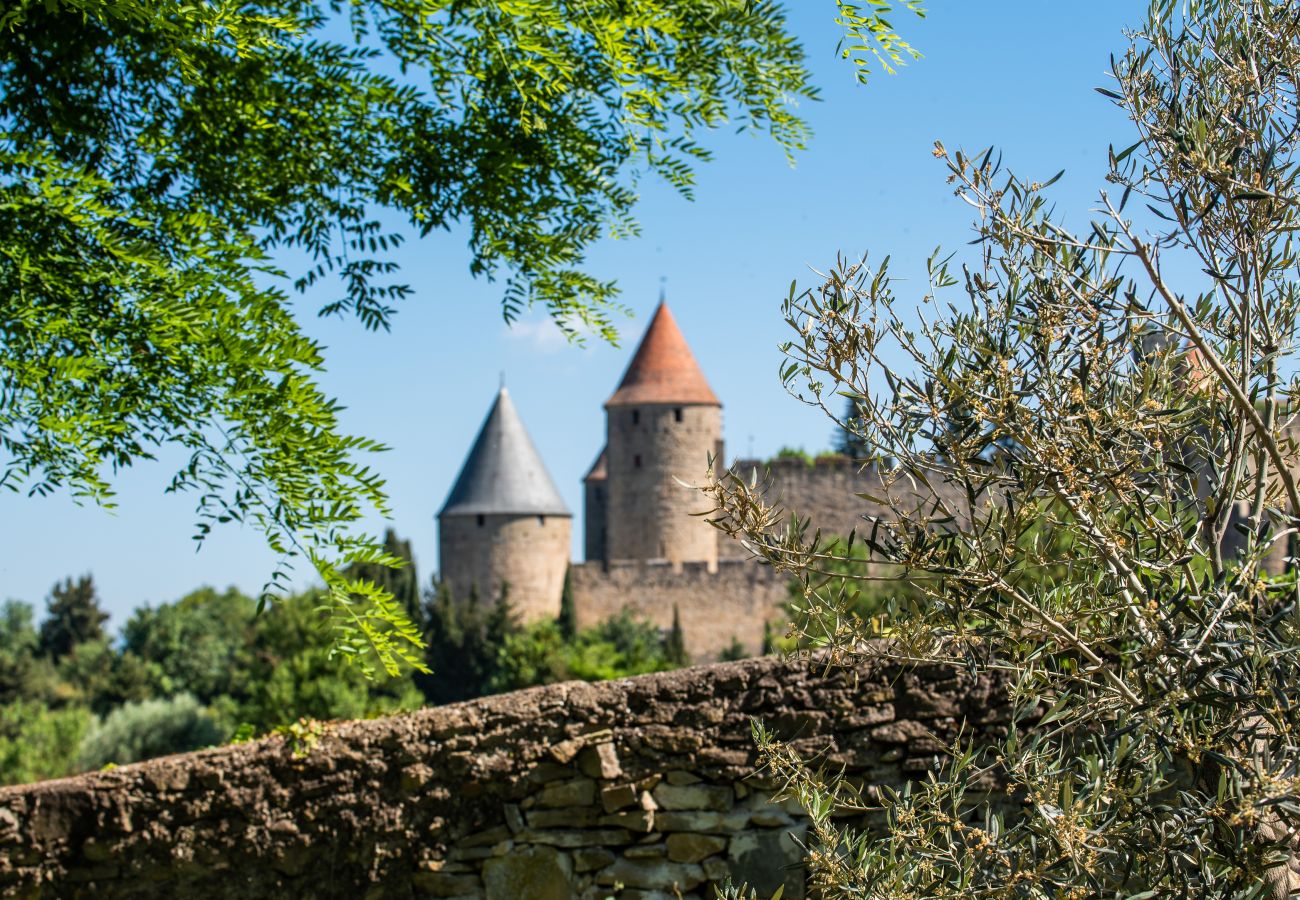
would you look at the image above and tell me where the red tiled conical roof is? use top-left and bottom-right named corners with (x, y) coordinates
top-left (606, 303), bottom-right (719, 407)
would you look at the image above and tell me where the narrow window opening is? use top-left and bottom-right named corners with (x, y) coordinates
top-left (538, 515), bottom-right (546, 526)
top-left (631, 409), bottom-right (640, 425)
top-left (476, 514), bottom-right (486, 527)
top-left (674, 407), bottom-right (683, 423)
top-left (634, 454), bottom-right (642, 468)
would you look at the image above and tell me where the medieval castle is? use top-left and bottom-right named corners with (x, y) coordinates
top-left (437, 302), bottom-right (881, 660)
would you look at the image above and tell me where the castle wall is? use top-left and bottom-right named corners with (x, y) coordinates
top-left (570, 559), bottom-right (787, 661)
top-left (0, 654), bottom-right (1011, 899)
top-left (719, 456), bottom-right (972, 559)
top-left (606, 403), bottom-right (721, 565)
top-left (439, 513), bottom-right (571, 622)
top-left (721, 456), bottom-right (884, 557)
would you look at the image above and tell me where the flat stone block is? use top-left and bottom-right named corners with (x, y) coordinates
top-left (652, 783), bottom-right (732, 812)
top-left (665, 832), bottom-right (727, 864)
top-left (483, 845), bottom-right (572, 900)
top-left (536, 777), bottom-right (597, 808)
top-left (595, 857), bottom-right (706, 891)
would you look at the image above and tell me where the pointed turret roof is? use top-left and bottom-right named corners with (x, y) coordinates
top-left (439, 388), bottom-right (571, 517)
top-left (606, 302), bottom-right (719, 407)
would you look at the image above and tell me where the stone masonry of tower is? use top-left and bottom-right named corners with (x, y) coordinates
top-left (438, 301), bottom-right (928, 661)
top-left (600, 302), bottom-right (724, 568)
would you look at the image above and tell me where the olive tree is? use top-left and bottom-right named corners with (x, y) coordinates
top-left (708, 1), bottom-right (1300, 894)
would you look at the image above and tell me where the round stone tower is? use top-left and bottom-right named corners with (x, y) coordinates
top-left (603, 302), bottom-right (722, 566)
top-left (438, 388), bottom-right (571, 621)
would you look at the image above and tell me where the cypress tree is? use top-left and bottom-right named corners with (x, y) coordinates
top-left (556, 567), bottom-right (577, 642)
top-left (664, 604), bottom-right (688, 666)
top-left (719, 636), bottom-right (747, 662)
top-left (833, 395), bottom-right (870, 459)
top-left (761, 619), bottom-right (776, 655)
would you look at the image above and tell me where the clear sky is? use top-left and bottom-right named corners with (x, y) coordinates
top-left (2, 2), bottom-right (1146, 624)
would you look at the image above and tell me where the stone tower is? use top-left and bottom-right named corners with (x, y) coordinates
top-left (596, 301), bottom-right (723, 566)
top-left (438, 387), bottom-right (571, 621)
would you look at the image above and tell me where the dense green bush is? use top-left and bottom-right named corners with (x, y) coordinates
top-left (76, 694), bottom-right (223, 771)
top-left (0, 701), bottom-right (91, 785)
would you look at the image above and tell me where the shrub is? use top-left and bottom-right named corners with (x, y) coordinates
top-left (0, 701), bottom-right (91, 786)
top-left (76, 694), bottom-right (222, 770)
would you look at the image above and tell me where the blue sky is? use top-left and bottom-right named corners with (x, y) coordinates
top-left (2, 2), bottom-right (1145, 624)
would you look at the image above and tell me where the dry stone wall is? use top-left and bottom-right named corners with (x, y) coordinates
top-left (0, 654), bottom-right (1008, 900)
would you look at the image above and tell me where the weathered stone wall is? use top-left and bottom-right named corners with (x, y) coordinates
top-left (0, 654), bottom-right (1006, 900)
top-left (721, 457), bottom-right (899, 558)
top-left (439, 513), bottom-right (572, 622)
top-left (605, 403), bottom-right (722, 566)
top-left (570, 560), bottom-right (788, 660)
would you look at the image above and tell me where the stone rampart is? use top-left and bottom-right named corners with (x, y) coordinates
top-left (721, 456), bottom-right (955, 558)
top-left (0, 654), bottom-right (1007, 899)
top-left (569, 560), bottom-right (788, 660)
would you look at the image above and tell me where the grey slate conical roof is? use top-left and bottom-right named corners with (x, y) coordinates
top-left (439, 388), bottom-right (571, 518)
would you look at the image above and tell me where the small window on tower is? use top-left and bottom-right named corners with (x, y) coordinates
top-left (538, 515), bottom-right (546, 526)
top-left (674, 407), bottom-right (683, 423)
top-left (634, 454), bottom-right (642, 468)
top-left (632, 410), bottom-right (640, 425)
top-left (476, 514), bottom-right (485, 527)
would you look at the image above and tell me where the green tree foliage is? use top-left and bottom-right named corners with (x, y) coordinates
top-left (0, 574), bottom-right (691, 785)
top-left (238, 589), bottom-right (422, 731)
top-left (0, 601), bottom-right (41, 703)
top-left (773, 446), bottom-right (815, 466)
top-left (718, 636), bottom-right (748, 662)
top-left (783, 536), bottom-right (918, 652)
top-left (122, 587), bottom-right (257, 705)
top-left (347, 529), bottom-right (421, 626)
top-left (76, 694), bottom-right (223, 771)
top-left (423, 580), bottom-right (682, 699)
top-left (417, 581), bottom-right (520, 705)
top-left (0, 701), bottom-right (91, 785)
top-left (709, 1), bottom-right (1300, 893)
top-left (563, 608), bottom-right (679, 681)
top-left (37, 575), bottom-right (108, 662)
top-left (833, 0), bottom-right (925, 82)
top-left (55, 639), bottom-right (153, 715)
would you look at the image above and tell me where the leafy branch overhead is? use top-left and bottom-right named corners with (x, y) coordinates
top-left (835, 0), bottom-right (925, 81)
